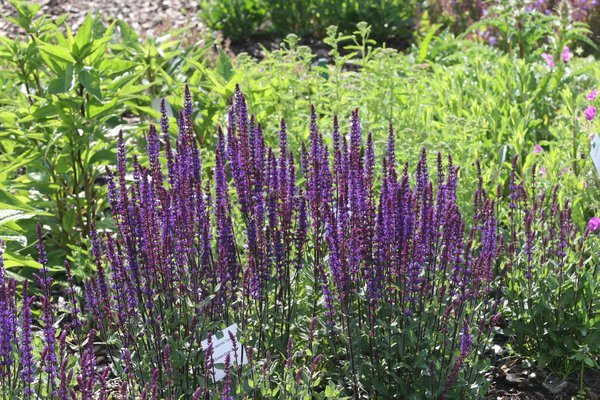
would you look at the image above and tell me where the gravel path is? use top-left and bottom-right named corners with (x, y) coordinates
top-left (1, 0), bottom-right (206, 39)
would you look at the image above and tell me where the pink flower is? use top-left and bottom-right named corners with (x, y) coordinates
top-left (533, 144), bottom-right (543, 154)
top-left (561, 46), bottom-right (572, 62)
top-left (584, 181), bottom-right (588, 189)
top-left (539, 166), bottom-right (547, 177)
top-left (588, 217), bottom-right (600, 232)
top-left (542, 53), bottom-right (555, 68)
top-left (585, 105), bottom-right (597, 121)
top-left (587, 89), bottom-right (599, 101)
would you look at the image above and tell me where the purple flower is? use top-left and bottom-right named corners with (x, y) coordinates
top-left (460, 320), bottom-right (472, 354)
top-left (221, 353), bottom-right (233, 400)
top-left (587, 89), bottom-right (598, 101)
top-left (588, 217), bottom-right (600, 232)
top-left (561, 46), bottom-right (572, 62)
top-left (0, 241), bottom-right (17, 379)
top-left (35, 225), bottom-right (57, 395)
top-left (584, 105), bottom-right (596, 121)
top-left (77, 329), bottom-right (96, 399)
top-left (542, 52), bottom-right (555, 68)
top-left (19, 281), bottom-right (35, 398)
top-left (193, 388), bottom-right (202, 400)
top-left (533, 144), bottom-right (543, 154)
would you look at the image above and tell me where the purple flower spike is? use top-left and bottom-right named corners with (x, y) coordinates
top-left (587, 89), bottom-right (598, 101)
top-left (19, 281), bottom-right (35, 398)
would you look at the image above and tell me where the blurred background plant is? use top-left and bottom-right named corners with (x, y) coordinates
top-left (198, 0), bottom-right (600, 47)
top-left (199, 0), bottom-right (418, 43)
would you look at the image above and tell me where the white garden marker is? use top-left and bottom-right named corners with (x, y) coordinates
top-left (591, 133), bottom-right (600, 176)
top-left (200, 323), bottom-right (248, 382)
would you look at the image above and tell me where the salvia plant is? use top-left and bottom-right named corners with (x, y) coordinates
top-left (501, 158), bottom-right (600, 388)
top-left (0, 86), bottom-right (598, 399)
top-left (84, 85), bottom-right (505, 398)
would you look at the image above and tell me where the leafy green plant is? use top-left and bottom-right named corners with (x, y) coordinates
top-left (0, 2), bottom-right (215, 270)
top-left (500, 161), bottom-right (600, 390)
top-left (199, 0), bottom-right (418, 42)
top-left (469, 0), bottom-right (595, 60)
top-left (199, 0), bottom-right (267, 42)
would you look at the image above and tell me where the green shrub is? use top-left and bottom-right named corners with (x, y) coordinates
top-left (199, 0), bottom-right (418, 42)
top-left (0, 1), bottom-right (214, 269)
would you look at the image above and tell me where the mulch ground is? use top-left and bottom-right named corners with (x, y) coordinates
top-left (0, 0), bottom-right (204, 39)
top-left (485, 357), bottom-right (600, 399)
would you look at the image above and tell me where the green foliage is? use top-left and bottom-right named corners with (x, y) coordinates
top-left (0, 3), bottom-right (214, 269)
top-left (199, 0), bottom-right (417, 42)
top-left (469, 0), bottom-right (596, 60)
top-left (199, 0), bottom-right (268, 43)
top-left (500, 168), bottom-right (600, 389)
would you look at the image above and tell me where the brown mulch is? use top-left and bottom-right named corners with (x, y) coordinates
top-left (485, 358), bottom-right (600, 400)
top-left (0, 0), bottom-right (206, 39)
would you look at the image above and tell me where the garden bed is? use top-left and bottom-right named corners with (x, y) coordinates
top-left (1, 1), bottom-right (600, 399)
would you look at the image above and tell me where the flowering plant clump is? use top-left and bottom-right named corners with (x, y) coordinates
top-left (0, 234), bottom-right (95, 399)
top-left (501, 160), bottom-right (600, 380)
top-left (76, 86), bottom-right (503, 398)
top-left (0, 86), bottom-right (597, 399)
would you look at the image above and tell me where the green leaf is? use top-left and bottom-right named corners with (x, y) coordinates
top-left (0, 209), bottom-right (35, 226)
top-left (584, 357), bottom-right (596, 368)
top-left (0, 224), bottom-right (28, 246)
top-left (215, 49), bottom-right (234, 81)
top-left (116, 20), bottom-right (140, 47)
top-left (325, 381), bottom-right (337, 398)
top-left (0, 234), bottom-right (27, 246)
top-left (2, 252), bottom-right (41, 270)
top-left (75, 14), bottom-right (93, 49)
top-left (79, 68), bottom-right (102, 100)
top-left (39, 43), bottom-right (76, 63)
top-left (47, 63), bottom-right (75, 94)
top-left (88, 149), bottom-right (116, 165)
top-left (418, 24), bottom-right (442, 63)
top-left (89, 97), bottom-right (118, 119)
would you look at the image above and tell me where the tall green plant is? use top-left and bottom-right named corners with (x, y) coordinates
top-left (0, 2), bottom-right (214, 268)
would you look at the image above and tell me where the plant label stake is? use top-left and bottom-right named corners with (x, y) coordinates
top-left (201, 323), bottom-right (247, 381)
top-left (591, 133), bottom-right (600, 177)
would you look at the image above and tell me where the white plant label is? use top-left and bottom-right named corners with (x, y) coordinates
top-left (591, 133), bottom-right (600, 177)
top-left (200, 323), bottom-right (247, 382)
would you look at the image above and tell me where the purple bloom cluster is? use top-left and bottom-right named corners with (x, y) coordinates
top-left (0, 241), bottom-right (17, 385)
top-left (0, 230), bottom-right (96, 398)
top-left (74, 87), bottom-right (508, 397)
top-left (6, 86), bottom-right (593, 399)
